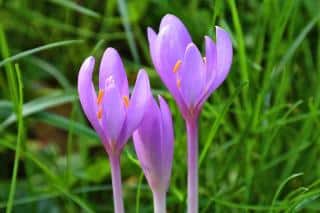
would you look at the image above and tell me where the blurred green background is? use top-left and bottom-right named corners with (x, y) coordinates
top-left (1, 0), bottom-right (320, 212)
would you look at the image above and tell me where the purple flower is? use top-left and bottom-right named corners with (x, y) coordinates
top-left (147, 14), bottom-right (233, 213)
top-left (133, 96), bottom-right (174, 212)
top-left (77, 47), bottom-right (151, 213)
top-left (77, 47), bottom-right (151, 155)
top-left (147, 14), bottom-right (232, 119)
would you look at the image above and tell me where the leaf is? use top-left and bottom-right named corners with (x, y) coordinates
top-left (0, 40), bottom-right (83, 68)
top-left (0, 92), bottom-right (78, 130)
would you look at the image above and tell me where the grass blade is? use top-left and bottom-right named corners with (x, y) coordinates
top-left (0, 92), bottom-right (78, 130)
top-left (0, 40), bottom-right (83, 68)
top-left (48, 0), bottom-right (100, 19)
top-left (33, 111), bottom-right (99, 142)
top-left (117, 0), bottom-right (140, 63)
top-left (274, 15), bottom-right (320, 75)
top-left (26, 57), bottom-right (71, 89)
top-left (6, 64), bottom-right (24, 213)
top-left (199, 82), bottom-right (248, 166)
top-left (270, 173), bottom-right (304, 212)
top-left (0, 139), bottom-right (94, 213)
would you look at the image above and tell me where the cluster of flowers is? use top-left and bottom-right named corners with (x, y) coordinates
top-left (78, 14), bottom-right (232, 213)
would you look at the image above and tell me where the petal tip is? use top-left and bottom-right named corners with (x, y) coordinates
top-left (184, 43), bottom-right (202, 59)
top-left (147, 27), bottom-right (155, 34)
top-left (215, 25), bottom-right (225, 33)
top-left (103, 47), bottom-right (119, 57)
top-left (136, 69), bottom-right (151, 96)
top-left (79, 56), bottom-right (95, 76)
top-left (157, 95), bottom-right (165, 104)
top-left (204, 35), bottom-right (213, 42)
top-left (161, 13), bottom-right (178, 22)
top-left (137, 68), bottom-right (148, 79)
top-left (84, 56), bottom-right (95, 66)
top-left (185, 42), bottom-right (197, 51)
top-left (158, 96), bottom-right (170, 113)
top-left (215, 26), bottom-right (232, 40)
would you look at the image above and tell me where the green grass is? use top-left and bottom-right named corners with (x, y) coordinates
top-left (0, 0), bottom-right (320, 212)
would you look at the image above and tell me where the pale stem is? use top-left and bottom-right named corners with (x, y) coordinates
top-left (152, 190), bottom-right (166, 213)
top-left (186, 117), bottom-right (198, 213)
top-left (110, 154), bottom-right (125, 213)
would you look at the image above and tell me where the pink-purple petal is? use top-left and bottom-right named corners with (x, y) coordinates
top-left (212, 26), bottom-right (233, 89)
top-left (99, 48), bottom-right (129, 97)
top-left (179, 43), bottom-right (206, 108)
top-left (101, 83), bottom-right (126, 143)
top-left (133, 97), bottom-right (172, 190)
top-left (205, 36), bottom-right (218, 86)
top-left (154, 26), bottom-right (189, 111)
top-left (122, 69), bottom-right (151, 142)
top-left (77, 56), bottom-right (105, 139)
top-left (159, 14), bottom-right (192, 46)
top-left (147, 27), bottom-right (159, 70)
top-left (158, 96), bottom-right (174, 186)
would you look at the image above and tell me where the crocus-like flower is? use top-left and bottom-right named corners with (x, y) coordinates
top-left (78, 48), bottom-right (151, 213)
top-left (133, 96), bottom-right (174, 213)
top-left (147, 14), bottom-right (232, 120)
top-left (147, 14), bottom-right (233, 213)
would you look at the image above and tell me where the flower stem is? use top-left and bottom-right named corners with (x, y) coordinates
top-left (110, 154), bottom-right (125, 213)
top-left (153, 190), bottom-right (166, 213)
top-left (186, 118), bottom-right (198, 213)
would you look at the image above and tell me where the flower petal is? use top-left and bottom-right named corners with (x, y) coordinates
top-left (179, 43), bottom-right (206, 108)
top-left (154, 25), bottom-right (189, 112)
top-left (158, 96), bottom-right (174, 186)
top-left (101, 82), bottom-right (126, 144)
top-left (121, 69), bottom-right (151, 143)
top-left (205, 36), bottom-right (217, 86)
top-left (99, 48), bottom-right (129, 97)
top-left (156, 24), bottom-right (191, 76)
top-left (133, 98), bottom-right (163, 189)
top-left (159, 14), bottom-right (192, 46)
top-left (77, 56), bottom-right (105, 139)
top-left (211, 26), bottom-right (233, 90)
top-left (147, 27), bottom-right (159, 69)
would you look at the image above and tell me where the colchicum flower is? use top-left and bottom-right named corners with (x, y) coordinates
top-left (78, 48), bottom-right (151, 213)
top-left (147, 14), bottom-right (233, 213)
top-left (133, 96), bottom-right (174, 213)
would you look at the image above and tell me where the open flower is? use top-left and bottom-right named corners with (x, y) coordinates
top-left (133, 96), bottom-right (174, 213)
top-left (147, 14), bottom-right (232, 119)
top-left (147, 14), bottom-right (233, 213)
top-left (78, 47), bottom-right (151, 155)
top-left (77, 47), bottom-right (151, 213)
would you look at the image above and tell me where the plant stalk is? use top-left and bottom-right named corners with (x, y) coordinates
top-left (110, 154), bottom-right (125, 213)
top-left (186, 117), bottom-right (199, 213)
top-left (153, 190), bottom-right (166, 213)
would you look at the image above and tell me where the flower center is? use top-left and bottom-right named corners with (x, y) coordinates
top-left (96, 91), bottom-right (129, 120)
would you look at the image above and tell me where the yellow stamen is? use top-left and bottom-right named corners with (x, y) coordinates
top-left (97, 90), bottom-right (104, 105)
top-left (123, 95), bottom-right (129, 108)
top-left (173, 60), bottom-right (182, 73)
top-left (97, 108), bottom-right (103, 119)
top-left (176, 79), bottom-right (181, 88)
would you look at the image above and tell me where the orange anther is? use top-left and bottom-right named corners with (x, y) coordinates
top-left (97, 108), bottom-right (103, 119)
top-left (97, 90), bottom-right (104, 105)
top-left (123, 96), bottom-right (129, 108)
top-left (173, 60), bottom-right (182, 73)
top-left (176, 79), bottom-right (181, 88)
